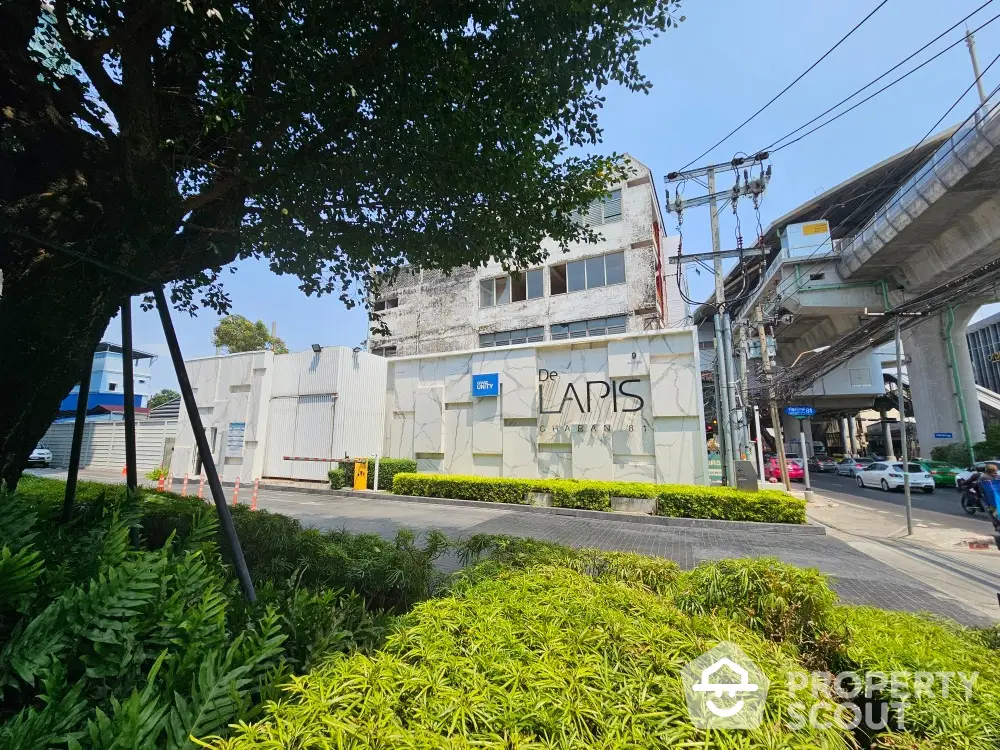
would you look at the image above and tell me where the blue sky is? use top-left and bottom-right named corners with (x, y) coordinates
top-left (114, 0), bottom-right (1000, 392)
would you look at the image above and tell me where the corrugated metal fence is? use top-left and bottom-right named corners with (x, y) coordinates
top-left (40, 420), bottom-right (178, 472)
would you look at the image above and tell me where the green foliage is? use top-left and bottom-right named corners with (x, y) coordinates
top-left (833, 607), bottom-right (1000, 749)
top-left (0, 492), bottom-right (288, 749)
top-left (327, 468), bottom-right (346, 490)
top-left (212, 315), bottom-right (288, 355)
top-left (366, 458), bottom-right (416, 491)
top-left (656, 485), bottom-right (807, 523)
top-left (673, 557), bottom-right (839, 651)
top-left (930, 443), bottom-right (973, 466)
top-left (392, 472), bottom-right (806, 523)
top-left (454, 534), bottom-right (680, 595)
top-left (147, 389), bottom-right (180, 410)
top-left (145, 466), bottom-right (168, 481)
top-left (207, 568), bottom-right (850, 749)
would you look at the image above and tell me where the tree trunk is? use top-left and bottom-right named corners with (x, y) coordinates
top-left (0, 252), bottom-right (126, 488)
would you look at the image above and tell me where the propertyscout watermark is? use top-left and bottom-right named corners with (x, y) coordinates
top-left (682, 642), bottom-right (977, 732)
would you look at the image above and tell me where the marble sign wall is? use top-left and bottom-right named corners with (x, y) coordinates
top-left (385, 329), bottom-right (708, 485)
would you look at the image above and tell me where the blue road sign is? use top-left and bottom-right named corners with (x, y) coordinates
top-left (933, 432), bottom-right (954, 439)
top-left (472, 373), bottom-right (500, 397)
top-left (784, 406), bottom-right (816, 418)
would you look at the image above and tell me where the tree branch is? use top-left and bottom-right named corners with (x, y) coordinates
top-left (54, 1), bottom-right (121, 114)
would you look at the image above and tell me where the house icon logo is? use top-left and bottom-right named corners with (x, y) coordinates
top-left (682, 642), bottom-right (769, 729)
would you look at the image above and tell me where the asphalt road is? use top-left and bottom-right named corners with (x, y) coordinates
top-left (804, 469), bottom-right (991, 534)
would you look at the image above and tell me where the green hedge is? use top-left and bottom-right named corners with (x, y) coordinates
top-left (367, 457), bottom-right (416, 490)
top-left (327, 458), bottom-right (417, 490)
top-left (391, 473), bottom-right (806, 523)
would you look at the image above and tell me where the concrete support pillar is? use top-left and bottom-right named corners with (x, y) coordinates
top-left (848, 414), bottom-right (860, 456)
top-left (840, 415), bottom-right (850, 455)
top-left (881, 409), bottom-right (896, 460)
top-left (905, 304), bottom-right (986, 457)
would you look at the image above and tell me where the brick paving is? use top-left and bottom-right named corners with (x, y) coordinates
top-left (252, 489), bottom-right (995, 627)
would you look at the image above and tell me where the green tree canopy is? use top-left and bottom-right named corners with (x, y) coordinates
top-left (213, 315), bottom-right (288, 355)
top-left (147, 388), bottom-right (180, 410)
top-left (0, 0), bottom-right (683, 484)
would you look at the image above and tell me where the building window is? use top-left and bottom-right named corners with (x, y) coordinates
top-left (550, 264), bottom-right (568, 295)
top-left (481, 270), bottom-right (542, 307)
top-left (509, 269), bottom-right (544, 302)
top-left (550, 315), bottom-right (627, 340)
top-left (574, 189), bottom-right (623, 226)
top-left (108, 382), bottom-right (118, 391)
top-left (549, 251), bottom-right (626, 296)
top-left (699, 341), bottom-right (715, 350)
top-left (373, 298), bottom-right (399, 312)
top-left (371, 346), bottom-right (397, 357)
top-left (479, 327), bottom-right (544, 347)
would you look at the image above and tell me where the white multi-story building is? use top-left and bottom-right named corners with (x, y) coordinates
top-left (368, 155), bottom-right (689, 357)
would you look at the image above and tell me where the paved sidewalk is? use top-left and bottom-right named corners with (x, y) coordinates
top-left (804, 490), bottom-right (1000, 623)
top-left (29, 468), bottom-right (998, 626)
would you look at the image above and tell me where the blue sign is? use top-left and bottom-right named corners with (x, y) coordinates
top-left (784, 405), bottom-right (816, 418)
top-left (472, 373), bottom-right (500, 397)
top-left (934, 432), bottom-right (954, 439)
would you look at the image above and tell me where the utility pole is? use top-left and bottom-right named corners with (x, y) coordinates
top-left (861, 307), bottom-right (922, 535)
top-left (665, 154), bottom-right (771, 485)
top-left (706, 167), bottom-right (737, 483)
top-left (757, 305), bottom-right (791, 490)
top-left (966, 27), bottom-right (989, 123)
top-left (895, 315), bottom-right (913, 536)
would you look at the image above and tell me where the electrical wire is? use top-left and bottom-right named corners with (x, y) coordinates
top-left (740, 68), bottom-right (1000, 361)
top-left (679, 0), bottom-right (892, 170)
top-left (744, 61), bottom-right (1000, 326)
top-left (766, 5), bottom-right (1000, 154)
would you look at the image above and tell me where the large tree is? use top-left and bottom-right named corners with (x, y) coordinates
top-left (0, 0), bottom-right (683, 484)
top-left (213, 314), bottom-right (288, 354)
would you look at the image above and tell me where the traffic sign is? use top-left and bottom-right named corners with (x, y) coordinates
top-left (933, 432), bottom-right (954, 440)
top-left (784, 406), bottom-right (816, 418)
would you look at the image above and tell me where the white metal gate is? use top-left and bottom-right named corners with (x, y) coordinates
top-left (262, 394), bottom-right (336, 480)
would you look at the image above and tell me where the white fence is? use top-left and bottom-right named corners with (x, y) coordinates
top-left (40, 420), bottom-right (178, 473)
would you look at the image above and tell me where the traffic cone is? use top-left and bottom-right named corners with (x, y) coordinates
top-left (251, 479), bottom-right (259, 511)
top-left (181, 474), bottom-right (189, 496)
top-left (197, 474), bottom-right (205, 499)
top-left (157, 475), bottom-right (165, 492)
top-left (232, 477), bottom-right (240, 507)
top-left (166, 473), bottom-right (173, 492)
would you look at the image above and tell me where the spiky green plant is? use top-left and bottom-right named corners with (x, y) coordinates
top-left (205, 568), bottom-right (853, 749)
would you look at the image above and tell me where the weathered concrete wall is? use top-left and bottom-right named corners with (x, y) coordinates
top-left (384, 328), bottom-right (709, 484)
top-left (906, 304), bottom-right (986, 455)
top-left (370, 155), bottom-right (684, 355)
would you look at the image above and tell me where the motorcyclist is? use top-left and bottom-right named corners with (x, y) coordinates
top-left (977, 463), bottom-right (1000, 541)
top-left (963, 467), bottom-right (988, 513)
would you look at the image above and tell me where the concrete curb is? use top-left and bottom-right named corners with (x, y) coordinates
top-left (319, 487), bottom-right (826, 535)
top-left (167, 478), bottom-right (823, 534)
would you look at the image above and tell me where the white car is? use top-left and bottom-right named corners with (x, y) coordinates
top-left (28, 444), bottom-right (52, 468)
top-left (954, 461), bottom-right (1000, 489)
top-left (856, 461), bottom-right (935, 493)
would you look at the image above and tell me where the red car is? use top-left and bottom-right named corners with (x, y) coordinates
top-left (764, 457), bottom-right (804, 482)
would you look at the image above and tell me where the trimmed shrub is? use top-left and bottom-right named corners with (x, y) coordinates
top-left (673, 557), bottom-right (838, 650)
top-left (328, 467), bottom-right (346, 489)
top-left (207, 568), bottom-right (852, 749)
top-left (832, 607), bottom-right (1000, 748)
top-left (392, 472), bottom-right (806, 523)
top-left (657, 485), bottom-right (806, 523)
top-left (367, 457), bottom-right (416, 490)
top-left (454, 534), bottom-right (681, 595)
